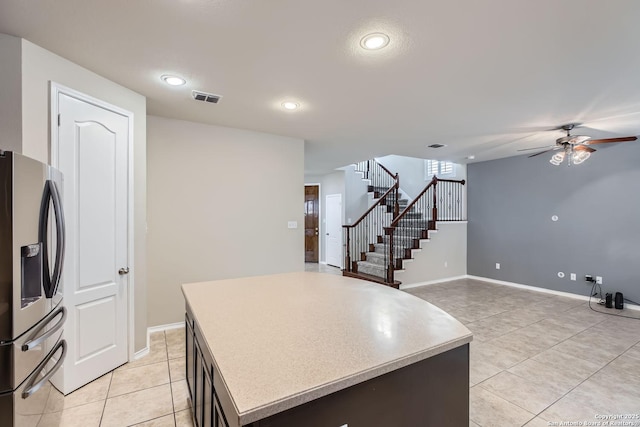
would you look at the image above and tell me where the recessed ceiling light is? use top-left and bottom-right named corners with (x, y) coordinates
top-left (161, 75), bottom-right (186, 86)
top-left (360, 33), bottom-right (390, 50)
top-left (467, 155), bottom-right (476, 160)
top-left (282, 101), bottom-right (299, 110)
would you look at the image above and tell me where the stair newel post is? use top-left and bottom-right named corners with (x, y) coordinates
top-left (384, 226), bottom-right (395, 284)
top-left (431, 176), bottom-right (438, 226)
top-left (393, 174), bottom-right (400, 219)
top-left (343, 225), bottom-right (351, 272)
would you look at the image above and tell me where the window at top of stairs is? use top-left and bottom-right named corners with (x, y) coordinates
top-left (425, 160), bottom-right (453, 178)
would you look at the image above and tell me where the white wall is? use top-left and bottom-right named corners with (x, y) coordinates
top-left (377, 154), bottom-right (467, 199)
top-left (343, 165), bottom-right (370, 225)
top-left (148, 116), bottom-right (305, 326)
top-left (0, 34), bottom-right (22, 152)
top-left (0, 36), bottom-right (149, 352)
top-left (397, 222), bottom-right (467, 286)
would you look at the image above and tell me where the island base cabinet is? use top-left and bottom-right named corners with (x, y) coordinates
top-left (186, 308), bottom-right (229, 427)
top-left (186, 303), bottom-right (469, 427)
top-left (186, 315), bottom-right (195, 403)
top-left (247, 344), bottom-right (469, 427)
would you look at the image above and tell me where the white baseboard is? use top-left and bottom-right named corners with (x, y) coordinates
top-left (136, 322), bottom-right (186, 360)
top-left (148, 322), bottom-right (184, 334)
top-left (400, 275), bottom-right (468, 290)
top-left (133, 346), bottom-right (150, 361)
top-left (466, 275), bottom-right (640, 312)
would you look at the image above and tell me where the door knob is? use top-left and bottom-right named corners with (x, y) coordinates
top-left (118, 267), bottom-right (130, 275)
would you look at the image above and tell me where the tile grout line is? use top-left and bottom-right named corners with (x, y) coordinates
top-left (99, 372), bottom-right (114, 426)
top-left (474, 311), bottom-right (635, 424)
top-left (165, 330), bottom-right (179, 427)
top-left (448, 285), bottom-right (615, 426)
top-left (414, 280), bottom-right (639, 426)
top-left (526, 337), bottom-right (640, 423)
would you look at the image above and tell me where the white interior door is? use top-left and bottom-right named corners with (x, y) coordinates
top-left (52, 86), bottom-right (131, 394)
top-left (325, 194), bottom-right (342, 268)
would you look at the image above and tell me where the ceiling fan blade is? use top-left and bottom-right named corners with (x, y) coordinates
top-left (574, 145), bottom-right (596, 153)
top-left (517, 145), bottom-right (556, 152)
top-left (587, 136), bottom-right (637, 144)
top-left (528, 149), bottom-right (554, 158)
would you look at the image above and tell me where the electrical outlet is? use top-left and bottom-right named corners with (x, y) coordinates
top-left (495, 263), bottom-right (500, 270)
top-left (570, 273), bottom-right (576, 281)
top-left (444, 261), bottom-right (448, 268)
top-left (596, 276), bottom-right (603, 285)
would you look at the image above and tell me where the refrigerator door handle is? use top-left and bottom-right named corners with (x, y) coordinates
top-left (49, 180), bottom-right (66, 296)
top-left (38, 180), bottom-right (52, 296)
top-left (21, 306), bottom-right (67, 352)
top-left (21, 339), bottom-right (67, 399)
top-left (38, 179), bottom-right (66, 298)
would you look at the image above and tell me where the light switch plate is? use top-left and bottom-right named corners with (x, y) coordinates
top-left (287, 221), bottom-right (298, 229)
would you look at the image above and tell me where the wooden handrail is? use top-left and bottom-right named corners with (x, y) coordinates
top-left (390, 177), bottom-right (465, 227)
top-left (377, 162), bottom-right (396, 179)
top-left (344, 181), bottom-right (398, 228)
top-left (435, 178), bottom-right (466, 184)
top-left (390, 177), bottom-right (435, 227)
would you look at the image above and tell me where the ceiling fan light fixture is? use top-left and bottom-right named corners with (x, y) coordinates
top-left (571, 150), bottom-right (591, 165)
top-left (549, 151), bottom-right (565, 166)
top-left (570, 135), bottom-right (591, 144)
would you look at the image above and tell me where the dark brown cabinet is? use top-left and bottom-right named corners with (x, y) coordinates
top-left (185, 314), bottom-right (194, 412)
top-left (185, 303), bottom-right (469, 427)
top-left (213, 394), bottom-right (227, 427)
top-left (186, 308), bottom-right (228, 427)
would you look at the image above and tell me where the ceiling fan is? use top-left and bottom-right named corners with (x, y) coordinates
top-left (517, 124), bottom-right (637, 166)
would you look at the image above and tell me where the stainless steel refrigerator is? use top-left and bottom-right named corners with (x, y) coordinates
top-left (0, 151), bottom-right (67, 426)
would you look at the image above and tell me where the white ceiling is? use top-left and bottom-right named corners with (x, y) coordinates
top-left (2, 0), bottom-right (640, 174)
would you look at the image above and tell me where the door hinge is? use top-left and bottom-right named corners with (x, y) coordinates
top-left (57, 114), bottom-right (61, 126)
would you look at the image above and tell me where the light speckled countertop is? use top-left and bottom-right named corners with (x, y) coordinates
top-left (182, 272), bottom-right (472, 425)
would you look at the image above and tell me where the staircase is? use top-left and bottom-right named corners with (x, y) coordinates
top-left (343, 161), bottom-right (466, 288)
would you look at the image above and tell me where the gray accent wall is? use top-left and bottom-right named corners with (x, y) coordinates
top-left (467, 141), bottom-right (640, 304)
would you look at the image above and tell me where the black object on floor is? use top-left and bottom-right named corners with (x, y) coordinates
top-left (605, 293), bottom-right (613, 308)
top-left (615, 292), bottom-right (624, 310)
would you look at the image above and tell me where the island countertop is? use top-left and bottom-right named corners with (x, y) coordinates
top-left (182, 271), bottom-right (472, 425)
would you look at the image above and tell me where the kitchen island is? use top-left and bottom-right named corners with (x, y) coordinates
top-left (182, 272), bottom-right (472, 427)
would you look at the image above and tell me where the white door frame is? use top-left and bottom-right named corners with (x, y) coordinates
top-left (50, 82), bottom-right (136, 361)
top-left (304, 182), bottom-right (322, 263)
top-left (325, 193), bottom-right (343, 269)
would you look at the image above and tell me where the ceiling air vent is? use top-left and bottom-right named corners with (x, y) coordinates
top-left (427, 143), bottom-right (447, 148)
top-left (192, 90), bottom-right (222, 104)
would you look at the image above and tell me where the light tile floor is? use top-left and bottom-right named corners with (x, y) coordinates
top-left (304, 262), bottom-right (342, 275)
top-left (49, 276), bottom-right (640, 426)
top-left (40, 328), bottom-right (193, 427)
top-left (405, 278), bottom-right (640, 427)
